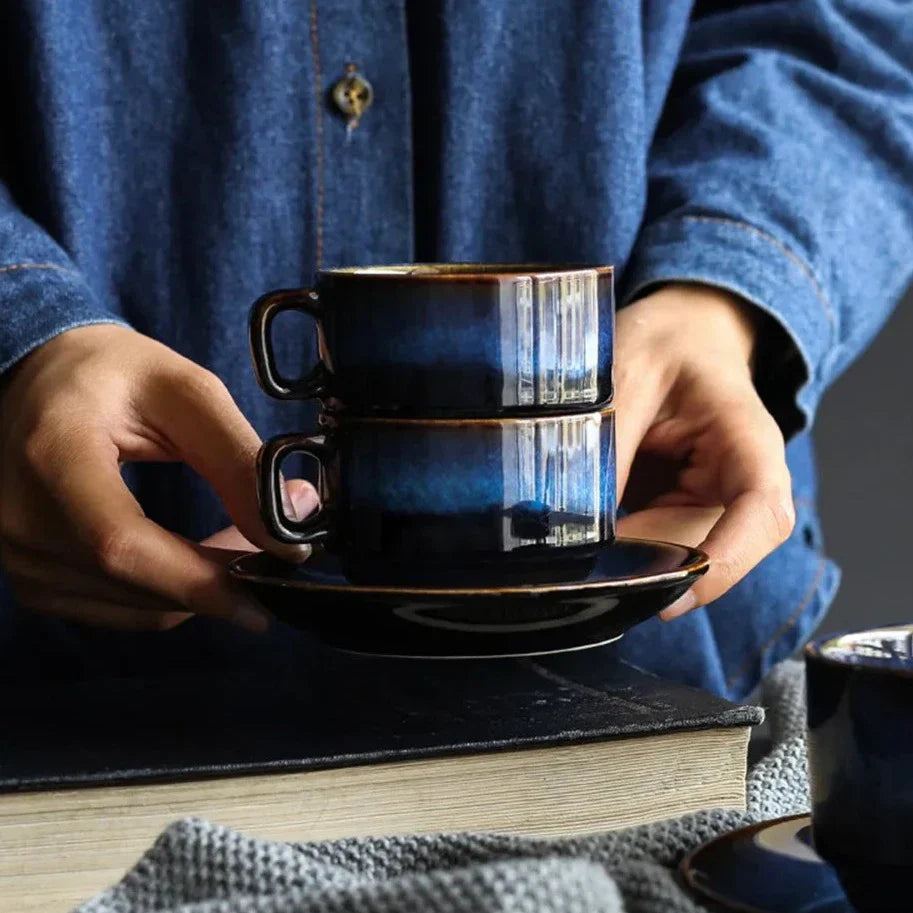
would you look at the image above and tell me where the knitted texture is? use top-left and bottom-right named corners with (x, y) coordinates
top-left (75, 661), bottom-right (809, 913)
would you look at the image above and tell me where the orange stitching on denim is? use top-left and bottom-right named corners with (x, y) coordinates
top-left (677, 215), bottom-right (836, 330)
top-left (309, 0), bottom-right (325, 270)
top-left (0, 262), bottom-right (74, 276)
top-left (725, 555), bottom-right (827, 690)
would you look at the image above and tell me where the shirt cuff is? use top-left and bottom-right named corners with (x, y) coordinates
top-left (620, 214), bottom-right (837, 435)
top-left (0, 262), bottom-right (129, 375)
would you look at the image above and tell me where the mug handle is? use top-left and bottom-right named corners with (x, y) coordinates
top-left (258, 433), bottom-right (336, 544)
top-left (249, 289), bottom-right (330, 399)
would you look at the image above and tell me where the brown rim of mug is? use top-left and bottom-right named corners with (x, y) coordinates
top-left (228, 540), bottom-right (709, 596)
top-left (321, 263), bottom-right (615, 282)
top-left (320, 403), bottom-right (616, 427)
top-left (805, 626), bottom-right (913, 680)
top-left (679, 814), bottom-right (811, 913)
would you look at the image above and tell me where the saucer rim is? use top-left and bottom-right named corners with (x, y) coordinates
top-left (331, 632), bottom-right (624, 661)
top-left (680, 814), bottom-right (815, 913)
top-left (228, 537), bottom-right (709, 597)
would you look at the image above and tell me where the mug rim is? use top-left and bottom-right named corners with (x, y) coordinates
top-left (320, 403), bottom-right (615, 427)
top-left (805, 623), bottom-right (913, 679)
top-left (320, 262), bottom-right (614, 282)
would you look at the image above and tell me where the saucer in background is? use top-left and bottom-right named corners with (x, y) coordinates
top-left (681, 814), bottom-right (853, 913)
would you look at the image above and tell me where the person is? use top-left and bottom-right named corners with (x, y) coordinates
top-left (0, 2), bottom-right (910, 701)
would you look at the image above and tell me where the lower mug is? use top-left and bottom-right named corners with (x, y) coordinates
top-left (806, 624), bottom-right (913, 913)
top-left (257, 407), bottom-right (616, 573)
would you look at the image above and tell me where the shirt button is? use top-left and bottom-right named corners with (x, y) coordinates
top-left (331, 66), bottom-right (374, 129)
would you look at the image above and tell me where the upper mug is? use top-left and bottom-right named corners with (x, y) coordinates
top-left (249, 263), bottom-right (614, 416)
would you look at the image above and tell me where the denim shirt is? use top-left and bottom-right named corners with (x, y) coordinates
top-left (1, 1), bottom-right (911, 699)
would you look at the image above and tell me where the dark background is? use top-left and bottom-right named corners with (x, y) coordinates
top-left (815, 285), bottom-right (912, 633)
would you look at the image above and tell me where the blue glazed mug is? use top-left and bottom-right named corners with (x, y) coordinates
top-left (257, 407), bottom-right (616, 569)
top-left (249, 263), bottom-right (614, 416)
top-left (806, 624), bottom-right (913, 913)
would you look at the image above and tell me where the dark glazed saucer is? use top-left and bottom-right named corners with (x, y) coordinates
top-left (681, 815), bottom-right (853, 913)
top-left (229, 537), bottom-right (708, 658)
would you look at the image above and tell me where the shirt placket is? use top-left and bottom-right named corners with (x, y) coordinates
top-left (309, 0), bottom-right (414, 271)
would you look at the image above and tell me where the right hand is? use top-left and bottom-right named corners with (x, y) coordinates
top-left (0, 324), bottom-right (315, 632)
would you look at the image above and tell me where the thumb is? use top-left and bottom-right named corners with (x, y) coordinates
top-left (613, 361), bottom-right (667, 504)
top-left (613, 301), bottom-right (676, 502)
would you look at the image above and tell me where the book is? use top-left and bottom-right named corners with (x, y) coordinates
top-left (0, 636), bottom-right (760, 913)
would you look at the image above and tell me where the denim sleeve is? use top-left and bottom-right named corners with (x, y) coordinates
top-left (622, 0), bottom-right (913, 434)
top-left (0, 184), bottom-right (128, 376)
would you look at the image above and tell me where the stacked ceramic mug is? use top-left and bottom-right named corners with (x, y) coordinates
top-left (239, 264), bottom-right (710, 657)
top-left (249, 264), bottom-right (617, 581)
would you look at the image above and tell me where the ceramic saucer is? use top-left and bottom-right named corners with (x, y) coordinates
top-left (681, 814), bottom-right (853, 913)
top-left (228, 537), bottom-right (708, 658)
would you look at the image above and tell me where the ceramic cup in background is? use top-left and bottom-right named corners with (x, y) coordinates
top-left (249, 263), bottom-right (614, 415)
top-left (805, 624), bottom-right (913, 913)
top-left (257, 407), bottom-right (615, 576)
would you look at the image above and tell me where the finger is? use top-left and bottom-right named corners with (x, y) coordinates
top-left (197, 484), bottom-right (317, 554)
top-left (0, 460), bottom-right (82, 551)
top-left (42, 436), bottom-right (270, 632)
top-left (196, 486), bottom-right (317, 556)
top-left (287, 477), bottom-right (320, 515)
top-left (2, 541), bottom-right (188, 616)
top-left (145, 368), bottom-right (312, 561)
top-left (714, 408), bottom-right (793, 507)
top-left (661, 417), bottom-right (794, 620)
top-left (616, 504), bottom-right (724, 547)
top-left (614, 382), bottom-right (663, 502)
top-left (660, 488), bottom-right (795, 621)
top-left (612, 330), bottom-right (674, 502)
top-left (19, 588), bottom-right (191, 631)
top-left (201, 524), bottom-right (257, 551)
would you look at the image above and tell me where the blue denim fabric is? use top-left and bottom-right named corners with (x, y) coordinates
top-left (1, 1), bottom-right (911, 699)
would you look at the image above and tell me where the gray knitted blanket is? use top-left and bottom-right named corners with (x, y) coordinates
top-left (76, 661), bottom-right (808, 913)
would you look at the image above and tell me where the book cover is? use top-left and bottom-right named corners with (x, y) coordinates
top-left (1, 634), bottom-right (761, 791)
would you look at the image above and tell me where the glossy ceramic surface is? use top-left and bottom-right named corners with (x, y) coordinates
top-left (258, 408), bottom-right (616, 563)
top-left (229, 537), bottom-right (707, 658)
top-left (249, 263), bottom-right (615, 415)
top-left (806, 625), bottom-right (913, 913)
top-left (682, 815), bottom-right (852, 913)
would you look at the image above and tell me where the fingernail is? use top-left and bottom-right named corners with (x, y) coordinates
top-left (280, 482), bottom-right (300, 521)
top-left (660, 590), bottom-right (697, 622)
top-left (290, 485), bottom-right (318, 518)
top-left (231, 600), bottom-right (271, 633)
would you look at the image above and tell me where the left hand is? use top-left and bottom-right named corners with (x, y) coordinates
top-left (614, 283), bottom-right (795, 619)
